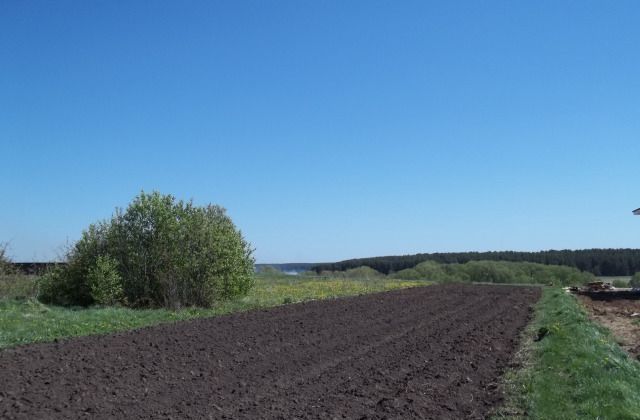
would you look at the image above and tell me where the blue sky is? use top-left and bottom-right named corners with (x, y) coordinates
top-left (1, 1), bottom-right (639, 263)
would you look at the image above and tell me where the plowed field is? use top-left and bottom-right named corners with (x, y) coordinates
top-left (0, 284), bottom-right (540, 419)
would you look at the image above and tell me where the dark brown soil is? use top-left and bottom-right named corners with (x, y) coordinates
top-left (578, 295), bottom-right (640, 358)
top-left (0, 284), bottom-right (540, 419)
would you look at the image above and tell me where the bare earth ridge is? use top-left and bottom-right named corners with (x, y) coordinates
top-left (0, 284), bottom-right (540, 419)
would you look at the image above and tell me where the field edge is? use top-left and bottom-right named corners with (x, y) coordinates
top-left (0, 277), bottom-right (429, 349)
top-left (492, 287), bottom-right (640, 419)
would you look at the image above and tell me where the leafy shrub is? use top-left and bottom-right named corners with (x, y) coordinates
top-left (0, 242), bottom-right (14, 276)
top-left (87, 256), bottom-right (125, 305)
top-left (461, 261), bottom-right (511, 283)
top-left (392, 261), bottom-right (457, 282)
top-left (611, 279), bottom-right (628, 288)
top-left (415, 261), bottom-right (457, 282)
top-left (392, 268), bottom-right (421, 280)
top-left (630, 273), bottom-right (640, 288)
top-left (0, 246), bottom-right (39, 300)
top-left (344, 266), bottom-right (383, 279)
top-left (37, 263), bottom-right (93, 306)
top-left (36, 269), bottom-right (61, 304)
top-left (39, 191), bottom-right (255, 308)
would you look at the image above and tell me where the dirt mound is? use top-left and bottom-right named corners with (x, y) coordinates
top-left (0, 284), bottom-right (540, 419)
top-left (578, 295), bottom-right (640, 358)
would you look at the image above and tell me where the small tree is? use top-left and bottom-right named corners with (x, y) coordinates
top-left (630, 273), bottom-right (640, 288)
top-left (39, 191), bottom-right (255, 308)
top-left (87, 256), bottom-right (125, 305)
top-left (0, 242), bottom-right (14, 275)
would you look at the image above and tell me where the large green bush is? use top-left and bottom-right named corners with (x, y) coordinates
top-left (38, 191), bottom-right (255, 308)
top-left (629, 273), bottom-right (640, 288)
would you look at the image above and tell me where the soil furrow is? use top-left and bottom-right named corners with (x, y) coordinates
top-left (0, 284), bottom-right (540, 419)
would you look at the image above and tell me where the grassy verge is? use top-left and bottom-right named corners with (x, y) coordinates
top-left (495, 288), bottom-right (640, 419)
top-left (0, 275), bottom-right (427, 349)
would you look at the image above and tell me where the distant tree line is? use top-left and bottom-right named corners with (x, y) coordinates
top-left (390, 260), bottom-right (593, 286)
top-left (255, 263), bottom-right (318, 274)
top-left (312, 249), bottom-right (640, 276)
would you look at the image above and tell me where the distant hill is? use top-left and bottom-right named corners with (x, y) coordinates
top-left (312, 249), bottom-right (640, 277)
top-left (255, 263), bottom-right (319, 274)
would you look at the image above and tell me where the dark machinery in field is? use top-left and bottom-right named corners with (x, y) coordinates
top-left (569, 281), bottom-right (640, 301)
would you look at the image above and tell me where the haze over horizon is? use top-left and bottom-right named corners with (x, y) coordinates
top-left (2, 1), bottom-right (639, 263)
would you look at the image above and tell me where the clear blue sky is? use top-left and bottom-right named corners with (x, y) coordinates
top-left (2, 1), bottom-right (639, 263)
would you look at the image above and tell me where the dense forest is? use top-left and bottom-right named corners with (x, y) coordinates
top-left (312, 249), bottom-right (640, 276)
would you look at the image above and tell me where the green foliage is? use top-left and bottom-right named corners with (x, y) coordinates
top-left (416, 261), bottom-right (460, 282)
top-left (36, 269), bottom-right (63, 305)
top-left (390, 260), bottom-right (593, 286)
top-left (343, 266), bottom-right (383, 279)
top-left (37, 262), bottom-right (94, 306)
top-left (461, 261), bottom-right (514, 283)
top-left (0, 243), bottom-right (12, 275)
top-left (38, 191), bottom-right (255, 308)
top-left (393, 262), bottom-right (459, 282)
top-left (0, 276), bottom-right (37, 301)
top-left (630, 272), bottom-right (640, 288)
top-left (393, 268), bottom-right (421, 280)
top-left (496, 288), bottom-right (640, 419)
top-left (0, 244), bottom-right (38, 300)
top-left (307, 260), bottom-right (593, 286)
top-left (612, 279), bottom-right (628, 288)
top-left (87, 256), bottom-right (125, 305)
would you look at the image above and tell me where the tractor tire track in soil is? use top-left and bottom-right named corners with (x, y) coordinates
top-left (0, 284), bottom-right (540, 419)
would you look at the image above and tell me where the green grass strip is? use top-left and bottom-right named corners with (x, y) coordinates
top-left (496, 288), bottom-right (640, 419)
top-left (0, 276), bottom-right (427, 349)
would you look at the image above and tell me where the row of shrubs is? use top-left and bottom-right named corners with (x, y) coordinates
top-left (37, 192), bottom-right (255, 309)
top-left (391, 260), bottom-right (596, 286)
top-left (314, 266), bottom-right (385, 280)
top-left (308, 260), bottom-right (596, 286)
